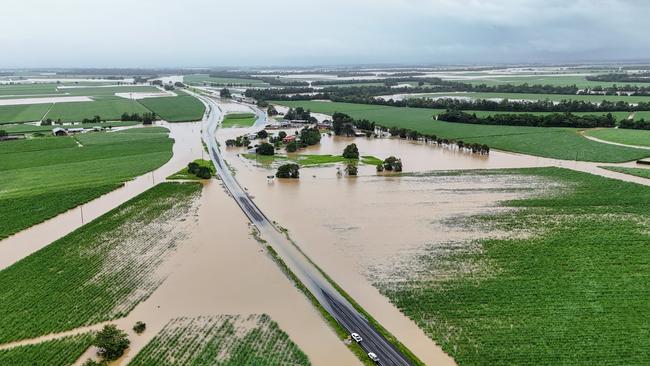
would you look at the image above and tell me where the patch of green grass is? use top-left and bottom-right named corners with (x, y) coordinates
top-left (222, 112), bottom-right (256, 128)
top-left (242, 153), bottom-right (381, 167)
top-left (0, 127), bottom-right (173, 239)
top-left (0, 103), bottom-right (52, 124)
top-left (0, 84), bottom-right (59, 96)
top-left (129, 314), bottom-right (310, 366)
top-left (0, 182), bottom-right (201, 343)
top-left (0, 333), bottom-right (94, 366)
top-left (600, 165), bottom-right (650, 179)
top-left (377, 167), bottom-right (650, 365)
top-left (273, 101), bottom-right (650, 162)
top-left (585, 128), bottom-right (650, 147)
top-left (138, 95), bottom-right (205, 122)
top-left (44, 99), bottom-right (149, 122)
top-left (168, 159), bottom-right (216, 180)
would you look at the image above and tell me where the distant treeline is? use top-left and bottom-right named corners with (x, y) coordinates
top-left (436, 110), bottom-right (617, 128)
top-left (586, 73), bottom-right (650, 83)
top-left (207, 71), bottom-right (309, 86)
top-left (329, 94), bottom-right (650, 113)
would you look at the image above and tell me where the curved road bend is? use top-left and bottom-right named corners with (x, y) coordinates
top-left (193, 92), bottom-right (413, 366)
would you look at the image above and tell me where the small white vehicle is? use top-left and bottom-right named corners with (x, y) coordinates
top-left (368, 352), bottom-right (379, 362)
top-left (351, 333), bottom-right (363, 342)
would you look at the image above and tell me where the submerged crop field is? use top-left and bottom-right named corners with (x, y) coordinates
top-left (0, 127), bottom-right (173, 239)
top-left (138, 94), bottom-right (205, 122)
top-left (0, 334), bottom-right (93, 366)
top-left (0, 182), bottom-right (201, 343)
top-left (376, 167), bottom-right (650, 365)
top-left (129, 314), bottom-right (310, 366)
top-left (274, 101), bottom-right (650, 162)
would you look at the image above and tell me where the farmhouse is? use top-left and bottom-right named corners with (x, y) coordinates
top-left (52, 127), bottom-right (67, 136)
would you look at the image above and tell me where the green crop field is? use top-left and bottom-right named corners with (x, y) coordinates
top-left (0, 182), bottom-right (201, 343)
top-left (0, 127), bottom-right (173, 239)
top-left (129, 314), bottom-right (310, 366)
top-left (0, 84), bottom-right (59, 96)
top-left (409, 91), bottom-right (650, 104)
top-left (273, 101), bottom-right (650, 162)
top-left (222, 112), bottom-right (256, 128)
top-left (585, 128), bottom-right (650, 147)
top-left (138, 95), bottom-right (205, 122)
top-left (0, 104), bottom-right (52, 124)
top-left (44, 99), bottom-right (150, 122)
top-left (1, 121), bottom-right (141, 135)
top-left (376, 167), bottom-right (650, 365)
top-left (0, 334), bottom-right (93, 366)
top-left (601, 166), bottom-right (650, 179)
top-left (183, 74), bottom-right (269, 86)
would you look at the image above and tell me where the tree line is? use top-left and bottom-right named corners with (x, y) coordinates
top-left (586, 73), bottom-right (650, 83)
top-left (436, 110), bottom-right (617, 128)
top-left (619, 118), bottom-right (650, 130)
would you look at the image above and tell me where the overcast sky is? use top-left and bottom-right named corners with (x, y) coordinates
top-left (1, 0), bottom-right (649, 68)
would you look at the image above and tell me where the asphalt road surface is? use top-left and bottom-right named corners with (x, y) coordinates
top-left (193, 91), bottom-right (413, 366)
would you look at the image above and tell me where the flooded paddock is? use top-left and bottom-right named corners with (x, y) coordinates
top-left (75, 181), bottom-right (360, 366)
top-left (0, 121), bottom-right (204, 270)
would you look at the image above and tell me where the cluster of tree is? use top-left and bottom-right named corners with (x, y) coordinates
top-left (332, 112), bottom-right (375, 136)
top-left (255, 142), bottom-right (275, 156)
top-left (276, 163), bottom-right (300, 178)
top-left (619, 118), bottom-right (650, 130)
top-left (187, 161), bottom-right (212, 179)
top-left (345, 163), bottom-right (358, 176)
top-left (151, 80), bottom-right (163, 86)
top-left (586, 73), bottom-right (650, 83)
top-left (284, 107), bottom-right (317, 122)
top-left (0, 130), bottom-right (7, 138)
top-left (267, 105), bottom-right (278, 116)
top-left (342, 143), bottom-right (359, 159)
top-left (377, 156), bottom-right (402, 172)
top-left (298, 126), bottom-right (321, 146)
top-left (385, 125), bottom-right (490, 155)
top-left (83, 325), bottom-right (130, 365)
top-left (174, 81), bottom-right (185, 88)
top-left (82, 115), bottom-right (103, 124)
top-left (437, 110), bottom-right (617, 128)
top-left (163, 84), bottom-right (175, 90)
top-left (220, 88), bottom-right (231, 98)
top-left (225, 135), bottom-right (251, 147)
top-left (121, 112), bottom-right (156, 124)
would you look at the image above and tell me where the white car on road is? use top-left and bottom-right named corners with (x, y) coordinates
top-left (351, 333), bottom-right (363, 342)
top-left (368, 352), bottom-right (379, 362)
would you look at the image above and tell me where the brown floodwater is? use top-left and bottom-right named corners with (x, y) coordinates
top-left (215, 113), bottom-right (650, 365)
top-left (76, 181), bottom-right (360, 366)
top-left (0, 121), bottom-right (204, 271)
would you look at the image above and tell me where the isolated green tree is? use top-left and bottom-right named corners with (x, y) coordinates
top-left (342, 143), bottom-right (359, 159)
top-left (276, 163), bottom-right (300, 178)
top-left (257, 130), bottom-right (268, 139)
top-left (256, 142), bottom-right (275, 156)
top-left (93, 325), bottom-right (130, 361)
top-left (220, 88), bottom-right (231, 98)
top-left (0, 130), bottom-right (7, 138)
top-left (133, 321), bottom-right (146, 334)
top-left (286, 140), bottom-right (298, 153)
top-left (278, 131), bottom-right (287, 139)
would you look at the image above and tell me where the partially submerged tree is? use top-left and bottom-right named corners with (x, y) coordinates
top-left (93, 324), bottom-right (130, 361)
top-left (256, 142), bottom-right (275, 156)
top-left (276, 163), bottom-right (300, 178)
top-left (346, 163), bottom-right (358, 176)
top-left (342, 143), bottom-right (359, 159)
top-left (382, 156), bottom-right (403, 172)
